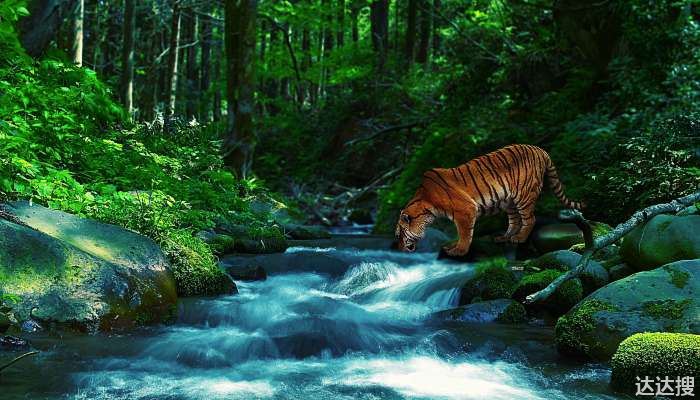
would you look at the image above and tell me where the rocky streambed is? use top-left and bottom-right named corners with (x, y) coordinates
top-left (3, 236), bottom-right (622, 400)
top-left (2, 204), bottom-right (699, 399)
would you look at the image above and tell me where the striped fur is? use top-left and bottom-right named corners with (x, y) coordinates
top-left (395, 144), bottom-right (584, 256)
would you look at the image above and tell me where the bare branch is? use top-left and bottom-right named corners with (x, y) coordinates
top-left (525, 190), bottom-right (700, 304)
top-left (0, 351), bottom-right (39, 373)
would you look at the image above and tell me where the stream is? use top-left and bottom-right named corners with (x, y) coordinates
top-left (4, 236), bottom-right (619, 399)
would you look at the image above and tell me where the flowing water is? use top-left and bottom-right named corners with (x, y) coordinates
top-left (3, 241), bottom-right (619, 399)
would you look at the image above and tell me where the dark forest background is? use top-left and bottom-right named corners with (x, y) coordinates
top-left (1, 0), bottom-right (699, 253)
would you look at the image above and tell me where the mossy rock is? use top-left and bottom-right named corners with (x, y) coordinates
top-left (0, 201), bottom-right (178, 333)
top-left (525, 250), bottom-right (608, 294)
top-left (610, 333), bottom-right (700, 395)
top-left (459, 261), bottom-right (517, 305)
top-left (554, 259), bottom-right (700, 360)
top-left (620, 214), bottom-right (700, 271)
top-left (512, 269), bottom-right (583, 317)
top-left (435, 299), bottom-right (526, 324)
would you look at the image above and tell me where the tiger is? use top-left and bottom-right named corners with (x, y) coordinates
top-left (395, 144), bottom-right (584, 256)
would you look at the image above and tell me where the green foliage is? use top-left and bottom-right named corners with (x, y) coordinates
top-left (372, 0), bottom-right (700, 230)
top-left (611, 333), bottom-right (700, 394)
top-left (0, 14), bottom-right (281, 297)
top-left (555, 299), bottom-right (619, 358)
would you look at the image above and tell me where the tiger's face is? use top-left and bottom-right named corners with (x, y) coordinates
top-left (395, 200), bottom-right (435, 252)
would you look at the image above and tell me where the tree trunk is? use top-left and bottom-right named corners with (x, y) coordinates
top-left (415, 0), bottom-right (430, 64)
top-left (213, 39), bottom-right (222, 123)
top-left (337, 0), bottom-right (345, 47)
top-left (200, 12), bottom-right (212, 122)
top-left (164, 1), bottom-right (182, 130)
top-left (185, 10), bottom-right (198, 119)
top-left (322, 0), bottom-right (334, 53)
top-left (350, 1), bottom-right (359, 43)
top-left (71, 0), bottom-right (84, 65)
top-left (20, 0), bottom-right (78, 58)
top-left (224, 0), bottom-right (258, 177)
top-left (405, 0), bottom-right (417, 64)
top-left (432, 0), bottom-right (441, 56)
top-left (370, 0), bottom-right (389, 70)
top-left (121, 0), bottom-right (135, 116)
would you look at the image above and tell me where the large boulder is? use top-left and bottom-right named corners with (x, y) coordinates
top-left (620, 214), bottom-right (700, 271)
top-left (555, 259), bottom-right (700, 360)
top-left (526, 250), bottom-right (609, 294)
top-left (435, 299), bottom-right (527, 324)
top-left (610, 333), bottom-right (700, 396)
top-left (0, 201), bottom-right (178, 333)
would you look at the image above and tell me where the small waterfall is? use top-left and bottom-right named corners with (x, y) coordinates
top-left (53, 246), bottom-right (617, 400)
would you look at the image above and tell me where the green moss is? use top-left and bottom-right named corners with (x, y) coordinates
top-left (642, 299), bottom-right (691, 320)
top-left (207, 234), bottom-right (236, 254)
top-left (611, 333), bottom-right (700, 395)
top-left (497, 301), bottom-right (527, 323)
top-left (512, 269), bottom-right (583, 316)
top-left (664, 265), bottom-right (690, 289)
top-left (460, 260), bottom-right (517, 305)
top-left (162, 231), bottom-right (236, 297)
top-left (555, 299), bottom-right (619, 358)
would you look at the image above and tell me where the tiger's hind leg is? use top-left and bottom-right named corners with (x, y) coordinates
top-left (494, 205), bottom-right (521, 243)
top-left (509, 201), bottom-right (536, 243)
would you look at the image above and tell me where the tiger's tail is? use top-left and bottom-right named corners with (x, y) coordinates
top-left (545, 160), bottom-right (585, 210)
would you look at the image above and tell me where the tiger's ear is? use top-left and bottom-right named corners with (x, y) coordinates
top-left (401, 214), bottom-right (410, 223)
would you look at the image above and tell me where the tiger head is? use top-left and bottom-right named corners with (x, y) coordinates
top-left (395, 199), bottom-right (435, 252)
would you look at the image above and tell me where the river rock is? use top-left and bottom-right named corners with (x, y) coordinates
top-left (526, 250), bottom-right (609, 294)
top-left (416, 228), bottom-right (451, 252)
top-left (620, 214), bottom-right (700, 271)
top-left (512, 269), bottom-right (583, 317)
top-left (0, 201), bottom-right (177, 333)
top-left (435, 299), bottom-right (527, 324)
top-left (459, 263), bottom-right (517, 305)
top-left (608, 263), bottom-right (634, 282)
top-left (283, 224), bottom-right (331, 240)
top-left (224, 264), bottom-right (267, 281)
top-left (233, 237), bottom-right (288, 254)
top-left (555, 259), bottom-right (700, 360)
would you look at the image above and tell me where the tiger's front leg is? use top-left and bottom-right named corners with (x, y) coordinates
top-left (444, 209), bottom-right (477, 257)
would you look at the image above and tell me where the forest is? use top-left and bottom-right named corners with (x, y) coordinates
top-left (1, 0), bottom-right (700, 399)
